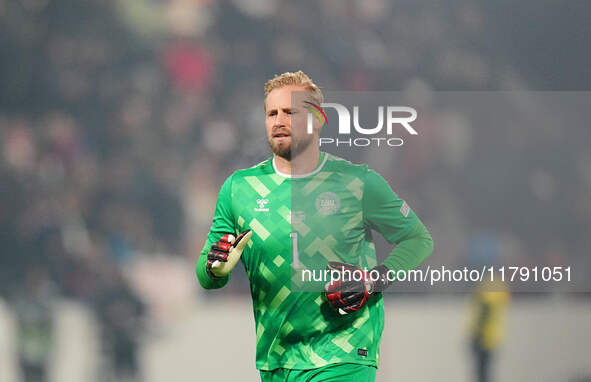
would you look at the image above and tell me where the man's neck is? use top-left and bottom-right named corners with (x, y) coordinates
top-left (273, 146), bottom-right (321, 176)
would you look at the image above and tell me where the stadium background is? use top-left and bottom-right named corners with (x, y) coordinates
top-left (1, 0), bottom-right (590, 381)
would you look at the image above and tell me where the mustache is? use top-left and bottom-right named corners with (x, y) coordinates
top-left (271, 128), bottom-right (291, 137)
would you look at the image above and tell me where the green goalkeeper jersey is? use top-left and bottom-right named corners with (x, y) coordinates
top-left (196, 152), bottom-right (433, 370)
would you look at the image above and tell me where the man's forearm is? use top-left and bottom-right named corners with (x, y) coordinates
top-left (382, 220), bottom-right (434, 275)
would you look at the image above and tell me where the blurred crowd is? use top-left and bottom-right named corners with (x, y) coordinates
top-left (1, 0), bottom-right (591, 379)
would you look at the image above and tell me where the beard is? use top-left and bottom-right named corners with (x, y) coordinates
top-left (268, 134), bottom-right (314, 161)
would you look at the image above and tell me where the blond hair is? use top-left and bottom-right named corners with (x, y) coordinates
top-left (264, 70), bottom-right (324, 106)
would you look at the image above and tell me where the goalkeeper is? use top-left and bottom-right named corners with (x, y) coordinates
top-left (196, 71), bottom-right (433, 382)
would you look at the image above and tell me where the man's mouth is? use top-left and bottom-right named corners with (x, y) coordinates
top-left (273, 132), bottom-right (291, 138)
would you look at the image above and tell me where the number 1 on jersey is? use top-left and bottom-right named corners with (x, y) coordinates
top-left (290, 232), bottom-right (300, 268)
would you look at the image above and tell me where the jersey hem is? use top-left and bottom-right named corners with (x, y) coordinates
top-left (256, 358), bottom-right (378, 371)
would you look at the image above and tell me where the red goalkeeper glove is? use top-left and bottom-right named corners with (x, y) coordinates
top-left (324, 262), bottom-right (392, 315)
top-left (206, 230), bottom-right (252, 279)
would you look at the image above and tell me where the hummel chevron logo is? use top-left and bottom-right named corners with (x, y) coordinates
top-left (255, 199), bottom-right (269, 212)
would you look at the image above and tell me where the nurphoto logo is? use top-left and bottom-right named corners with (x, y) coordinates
top-left (305, 102), bottom-right (418, 148)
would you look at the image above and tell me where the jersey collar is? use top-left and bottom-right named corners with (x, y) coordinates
top-left (272, 152), bottom-right (328, 179)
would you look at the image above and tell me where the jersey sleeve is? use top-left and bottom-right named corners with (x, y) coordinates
top-left (363, 169), bottom-right (419, 244)
top-left (363, 169), bottom-right (434, 273)
top-left (196, 174), bottom-right (236, 289)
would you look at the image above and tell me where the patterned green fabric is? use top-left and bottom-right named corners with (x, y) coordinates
top-left (260, 362), bottom-right (377, 382)
top-left (196, 152), bottom-right (426, 371)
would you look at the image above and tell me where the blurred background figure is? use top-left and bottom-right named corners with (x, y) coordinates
top-left (14, 268), bottom-right (55, 382)
top-left (467, 280), bottom-right (510, 382)
top-left (571, 376), bottom-right (591, 382)
top-left (94, 267), bottom-right (145, 382)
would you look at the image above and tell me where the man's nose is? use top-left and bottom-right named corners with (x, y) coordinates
top-left (274, 111), bottom-right (289, 127)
